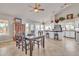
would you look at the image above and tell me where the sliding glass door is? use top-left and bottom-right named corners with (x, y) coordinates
top-left (0, 20), bottom-right (8, 35)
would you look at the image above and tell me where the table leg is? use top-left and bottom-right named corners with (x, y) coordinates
top-left (30, 39), bottom-right (33, 56)
top-left (25, 40), bottom-right (27, 54)
top-left (37, 41), bottom-right (39, 48)
top-left (43, 36), bottom-right (45, 48)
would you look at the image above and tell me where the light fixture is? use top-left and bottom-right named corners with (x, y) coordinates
top-left (29, 3), bottom-right (44, 13)
top-left (34, 9), bottom-right (39, 13)
top-left (61, 3), bottom-right (71, 9)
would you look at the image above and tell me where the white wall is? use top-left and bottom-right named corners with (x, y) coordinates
top-left (0, 14), bottom-right (14, 41)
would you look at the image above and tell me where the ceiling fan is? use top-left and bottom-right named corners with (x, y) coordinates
top-left (29, 3), bottom-right (44, 13)
top-left (61, 3), bottom-right (71, 9)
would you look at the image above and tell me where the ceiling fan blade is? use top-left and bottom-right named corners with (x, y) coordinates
top-left (39, 9), bottom-right (44, 11)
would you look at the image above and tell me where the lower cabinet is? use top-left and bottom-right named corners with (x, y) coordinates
top-left (47, 32), bottom-right (63, 40)
top-left (64, 31), bottom-right (75, 39)
top-left (76, 32), bottom-right (79, 41)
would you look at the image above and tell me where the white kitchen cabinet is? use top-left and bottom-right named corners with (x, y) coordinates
top-left (76, 32), bottom-right (79, 41)
top-left (64, 31), bottom-right (75, 38)
top-left (49, 32), bottom-right (54, 39)
top-left (49, 32), bottom-right (63, 40)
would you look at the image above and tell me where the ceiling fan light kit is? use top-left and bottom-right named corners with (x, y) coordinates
top-left (34, 9), bottom-right (39, 13)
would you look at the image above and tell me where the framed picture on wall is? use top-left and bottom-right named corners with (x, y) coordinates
top-left (67, 14), bottom-right (73, 19)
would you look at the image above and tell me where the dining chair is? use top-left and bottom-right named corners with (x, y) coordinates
top-left (15, 34), bottom-right (22, 49)
top-left (54, 32), bottom-right (59, 40)
top-left (15, 33), bottom-right (25, 51)
top-left (36, 31), bottom-right (44, 48)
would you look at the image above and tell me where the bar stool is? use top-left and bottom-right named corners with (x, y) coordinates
top-left (54, 32), bottom-right (58, 40)
top-left (46, 32), bottom-right (49, 38)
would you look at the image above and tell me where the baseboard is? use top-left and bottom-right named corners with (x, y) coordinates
top-left (64, 36), bottom-right (75, 39)
top-left (0, 39), bottom-right (13, 43)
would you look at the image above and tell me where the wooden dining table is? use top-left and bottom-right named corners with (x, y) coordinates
top-left (25, 35), bottom-right (45, 56)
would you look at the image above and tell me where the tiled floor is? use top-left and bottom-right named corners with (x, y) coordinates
top-left (0, 38), bottom-right (79, 56)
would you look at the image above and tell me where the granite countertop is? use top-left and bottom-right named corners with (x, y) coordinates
top-left (45, 30), bottom-right (62, 32)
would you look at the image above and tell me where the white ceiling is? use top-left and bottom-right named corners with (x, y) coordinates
top-left (0, 3), bottom-right (67, 23)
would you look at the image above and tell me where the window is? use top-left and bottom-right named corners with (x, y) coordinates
top-left (30, 24), bottom-right (35, 31)
top-left (0, 20), bottom-right (8, 35)
top-left (25, 23), bottom-right (29, 35)
top-left (65, 23), bottom-right (74, 30)
top-left (35, 24), bottom-right (40, 31)
top-left (45, 25), bottom-right (52, 30)
top-left (41, 25), bottom-right (44, 30)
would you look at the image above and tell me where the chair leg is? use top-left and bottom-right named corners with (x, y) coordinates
top-left (37, 41), bottom-right (39, 48)
top-left (32, 44), bottom-right (33, 51)
top-left (22, 40), bottom-right (24, 51)
top-left (25, 45), bottom-right (27, 54)
top-left (16, 39), bottom-right (19, 47)
top-left (18, 43), bottom-right (20, 49)
top-left (16, 41), bottom-right (20, 49)
top-left (16, 41), bottom-right (18, 47)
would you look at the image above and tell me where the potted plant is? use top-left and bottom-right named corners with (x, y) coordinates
top-left (59, 17), bottom-right (65, 21)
